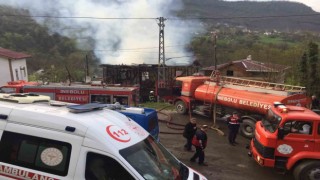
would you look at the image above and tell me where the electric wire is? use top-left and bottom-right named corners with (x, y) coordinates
top-left (1, 13), bottom-right (320, 20)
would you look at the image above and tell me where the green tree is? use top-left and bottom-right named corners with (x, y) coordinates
top-left (308, 42), bottom-right (319, 96)
top-left (299, 52), bottom-right (308, 87)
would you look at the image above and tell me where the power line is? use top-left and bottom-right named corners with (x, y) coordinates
top-left (166, 55), bottom-right (195, 61)
top-left (1, 13), bottom-right (320, 20)
top-left (0, 13), bottom-right (156, 20)
top-left (78, 45), bottom-right (187, 53)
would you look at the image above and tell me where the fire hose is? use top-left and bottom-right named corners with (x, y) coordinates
top-left (157, 106), bottom-right (185, 134)
top-left (156, 105), bottom-right (224, 136)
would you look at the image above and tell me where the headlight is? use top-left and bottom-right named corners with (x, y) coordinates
top-left (257, 155), bottom-right (264, 165)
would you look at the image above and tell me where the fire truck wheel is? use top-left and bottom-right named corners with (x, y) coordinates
top-left (293, 160), bottom-right (320, 180)
top-left (175, 100), bottom-right (187, 114)
top-left (240, 119), bottom-right (255, 139)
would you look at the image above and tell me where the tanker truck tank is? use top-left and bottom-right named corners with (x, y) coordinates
top-left (174, 75), bottom-right (310, 138)
top-left (194, 82), bottom-right (308, 115)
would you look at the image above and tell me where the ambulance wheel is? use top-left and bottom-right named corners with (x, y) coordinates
top-left (293, 160), bottom-right (320, 180)
top-left (240, 119), bottom-right (255, 139)
top-left (175, 101), bottom-right (187, 114)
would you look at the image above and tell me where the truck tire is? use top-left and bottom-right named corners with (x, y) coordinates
top-left (240, 119), bottom-right (256, 139)
top-left (175, 100), bottom-right (187, 114)
top-left (293, 160), bottom-right (320, 180)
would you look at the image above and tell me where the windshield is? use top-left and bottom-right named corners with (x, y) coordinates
top-left (119, 135), bottom-right (188, 180)
top-left (0, 87), bottom-right (16, 93)
top-left (261, 109), bottom-right (282, 133)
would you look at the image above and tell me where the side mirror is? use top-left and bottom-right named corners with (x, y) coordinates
top-left (278, 127), bottom-right (285, 139)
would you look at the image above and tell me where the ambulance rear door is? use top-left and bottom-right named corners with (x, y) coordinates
top-left (0, 122), bottom-right (83, 180)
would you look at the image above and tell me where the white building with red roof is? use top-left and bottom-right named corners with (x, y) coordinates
top-left (0, 47), bottom-right (31, 85)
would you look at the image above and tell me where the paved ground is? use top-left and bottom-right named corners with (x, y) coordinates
top-left (157, 110), bottom-right (294, 180)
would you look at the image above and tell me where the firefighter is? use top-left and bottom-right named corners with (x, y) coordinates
top-left (183, 118), bottom-right (197, 152)
top-left (149, 91), bottom-right (155, 102)
top-left (227, 111), bottom-right (241, 146)
top-left (311, 95), bottom-right (320, 110)
top-left (190, 125), bottom-right (209, 166)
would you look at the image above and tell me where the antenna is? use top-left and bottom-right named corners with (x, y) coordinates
top-left (157, 17), bottom-right (167, 102)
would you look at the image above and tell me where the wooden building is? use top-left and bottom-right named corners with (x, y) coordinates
top-left (100, 64), bottom-right (200, 102)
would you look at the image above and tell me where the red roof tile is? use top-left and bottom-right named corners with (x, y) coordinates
top-left (0, 48), bottom-right (31, 59)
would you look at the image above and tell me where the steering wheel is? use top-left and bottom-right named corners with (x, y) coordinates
top-left (292, 121), bottom-right (301, 130)
top-left (283, 121), bottom-right (294, 131)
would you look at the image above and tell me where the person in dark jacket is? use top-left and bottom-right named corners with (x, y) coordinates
top-left (190, 125), bottom-right (208, 166)
top-left (227, 111), bottom-right (241, 146)
top-left (183, 118), bottom-right (197, 151)
top-left (311, 95), bottom-right (320, 110)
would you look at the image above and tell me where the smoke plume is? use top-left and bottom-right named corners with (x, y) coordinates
top-left (1, 0), bottom-right (202, 65)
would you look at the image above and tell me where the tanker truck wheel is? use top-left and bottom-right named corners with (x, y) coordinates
top-left (240, 119), bottom-right (255, 139)
top-left (175, 100), bottom-right (187, 114)
top-left (293, 160), bottom-right (320, 180)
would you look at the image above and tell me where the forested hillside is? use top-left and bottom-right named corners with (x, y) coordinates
top-left (181, 0), bottom-right (320, 32)
top-left (0, 6), bottom-right (99, 82)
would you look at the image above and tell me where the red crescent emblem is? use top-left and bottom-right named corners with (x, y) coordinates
top-left (106, 125), bottom-right (131, 142)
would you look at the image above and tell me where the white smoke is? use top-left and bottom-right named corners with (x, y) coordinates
top-left (1, 0), bottom-right (203, 65)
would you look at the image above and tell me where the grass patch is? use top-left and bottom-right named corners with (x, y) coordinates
top-left (138, 102), bottom-right (175, 111)
top-left (259, 35), bottom-right (283, 44)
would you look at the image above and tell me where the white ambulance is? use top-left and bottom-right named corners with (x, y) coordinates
top-left (0, 93), bottom-right (207, 180)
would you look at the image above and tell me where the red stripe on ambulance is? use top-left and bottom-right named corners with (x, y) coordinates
top-left (0, 165), bottom-right (58, 180)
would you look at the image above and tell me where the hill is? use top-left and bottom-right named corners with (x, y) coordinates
top-left (0, 5), bottom-right (99, 82)
top-left (180, 0), bottom-right (320, 32)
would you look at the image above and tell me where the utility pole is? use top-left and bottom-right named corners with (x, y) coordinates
top-left (210, 32), bottom-right (224, 136)
top-left (85, 54), bottom-right (90, 83)
top-left (211, 32), bottom-right (218, 70)
top-left (157, 17), bottom-right (166, 102)
top-left (86, 54), bottom-right (89, 76)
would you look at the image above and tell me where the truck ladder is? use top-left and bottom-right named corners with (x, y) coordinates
top-left (214, 76), bottom-right (306, 96)
top-left (220, 76), bottom-right (305, 92)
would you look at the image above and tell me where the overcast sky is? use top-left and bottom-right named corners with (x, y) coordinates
top-left (224, 0), bottom-right (320, 12)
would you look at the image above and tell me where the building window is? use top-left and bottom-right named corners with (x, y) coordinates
top-left (113, 95), bottom-right (129, 105)
top-left (91, 95), bottom-right (111, 104)
top-left (15, 69), bottom-right (19, 80)
top-left (142, 72), bottom-right (149, 81)
top-left (20, 66), bottom-right (26, 77)
top-left (226, 70), bottom-right (234, 76)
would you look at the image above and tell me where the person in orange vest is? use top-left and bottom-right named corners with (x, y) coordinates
top-left (190, 125), bottom-right (208, 166)
top-left (183, 118), bottom-right (197, 152)
top-left (227, 111), bottom-right (241, 146)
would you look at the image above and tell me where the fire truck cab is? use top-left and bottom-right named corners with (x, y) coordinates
top-left (249, 102), bottom-right (320, 180)
top-left (0, 93), bottom-right (207, 180)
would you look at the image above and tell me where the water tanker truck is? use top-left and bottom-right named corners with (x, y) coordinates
top-left (173, 72), bottom-right (310, 138)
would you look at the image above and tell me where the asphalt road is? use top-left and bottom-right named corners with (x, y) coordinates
top-left (157, 110), bottom-right (294, 180)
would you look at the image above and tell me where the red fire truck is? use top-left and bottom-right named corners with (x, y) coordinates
top-left (248, 102), bottom-right (320, 180)
top-left (173, 72), bottom-right (309, 138)
top-left (0, 80), bottom-right (139, 106)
